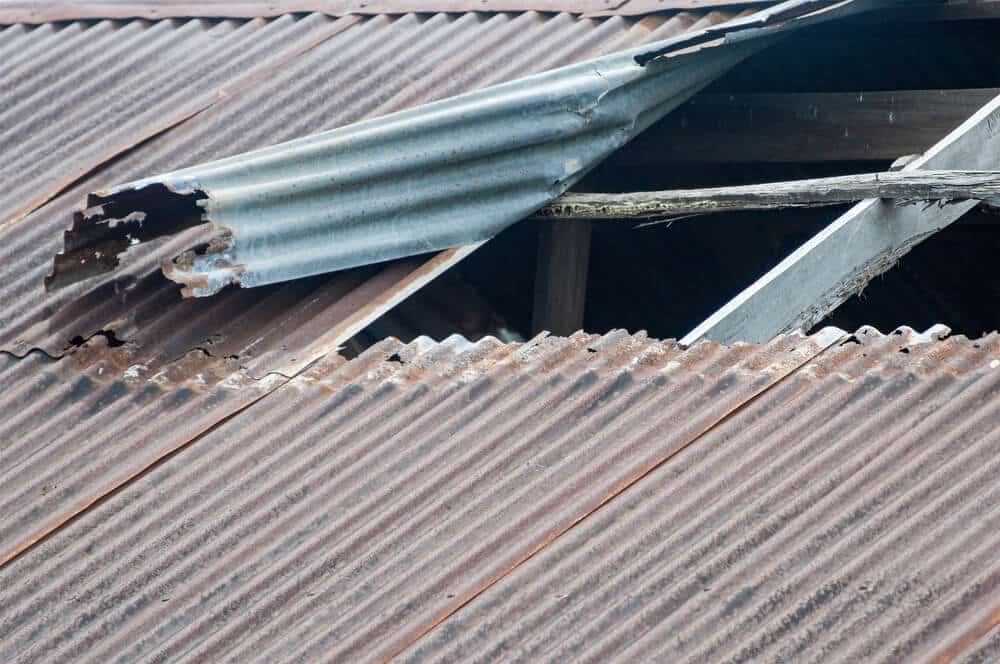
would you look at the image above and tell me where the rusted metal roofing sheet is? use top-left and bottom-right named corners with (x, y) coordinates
top-left (0, 13), bottom-right (352, 232)
top-left (50, 0), bottom-right (904, 299)
top-left (1, 326), bottom-right (998, 662)
top-left (0, 0), bottom-right (775, 24)
top-left (0, 341), bottom-right (278, 568)
top-left (0, 5), bottom-right (748, 580)
top-left (402, 327), bottom-right (1000, 663)
top-left (0, 10), bottom-right (745, 373)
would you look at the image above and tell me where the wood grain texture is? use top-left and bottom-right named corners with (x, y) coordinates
top-left (682, 92), bottom-right (1000, 345)
top-left (539, 170), bottom-right (1000, 219)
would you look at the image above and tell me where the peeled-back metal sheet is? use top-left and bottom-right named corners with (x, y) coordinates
top-left (1, 327), bottom-right (998, 662)
top-left (0, 5), bottom-right (747, 579)
top-left (49, 0), bottom-right (900, 300)
top-left (0, 10), bottom-right (744, 373)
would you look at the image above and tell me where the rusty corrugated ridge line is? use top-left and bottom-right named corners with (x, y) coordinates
top-left (5, 326), bottom-right (997, 661)
top-left (0, 10), bottom-right (750, 577)
top-left (0, 13), bottom-right (356, 235)
top-left (0, 11), bottom-right (741, 374)
top-left (396, 327), bottom-right (1000, 663)
top-left (0, 0), bottom-right (777, 24)
top-left (48, 1), bottom-right (903, 299)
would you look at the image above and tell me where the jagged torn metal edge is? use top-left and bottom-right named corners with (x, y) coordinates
top-left (45, 0), bottom-right (906, 299)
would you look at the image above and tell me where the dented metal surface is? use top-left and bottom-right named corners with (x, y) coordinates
top-left (49, 0), bottom-right (900, 298)
top-left (1, 10), bottom-right (744, 369)
top-left (1, 326), bottom-right (998, 662)
top-left (0, 3), bottom-right (755, 577)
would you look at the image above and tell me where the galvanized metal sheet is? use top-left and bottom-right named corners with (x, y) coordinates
top-left (1, 327), bottom-right (998, 662)
top-left (49, 1), bottom-right (900, 300)
top-left (0, 6), bottom-right (744, 577)
top-left (1, 10), bottom-right (741, 372)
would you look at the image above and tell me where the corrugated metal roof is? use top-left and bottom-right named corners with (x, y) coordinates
top-left (47, 1), bottom-right (903, 300)
top-left (0, 13), bottom-right (351, 231)
top-left (0, 0), bottom-right (776, 23)
top-left (0, 9), bottom-right (744, 374)
top-left (1, 326), bottom-right (997, 661)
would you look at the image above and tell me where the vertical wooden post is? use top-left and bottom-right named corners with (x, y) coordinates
top-left (532, 219), bottom-right (592, 336)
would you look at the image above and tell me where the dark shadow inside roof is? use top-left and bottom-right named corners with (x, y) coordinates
top-left (392, 14), bottom-right (1000, 346)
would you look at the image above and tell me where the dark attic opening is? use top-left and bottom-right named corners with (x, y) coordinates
top-left (360, 13), bottom-right (1000, 349)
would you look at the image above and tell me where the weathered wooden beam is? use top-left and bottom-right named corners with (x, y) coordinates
top-left (681, 91), bottom-right (1000, 346)
top-left (533, 220), bottom-right (592, 336)
top-left (610, 89), bottom-right (999, 164)
top-left (538, 170), bottom-right (1000, 220)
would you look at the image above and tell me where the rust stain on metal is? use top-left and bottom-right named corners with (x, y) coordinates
top-left (1, 328), bottom-right (998, 662)
top-left (2, 10), bottom-right (739, 375)
top-left (385, 326), bottom-right (847, 661)
top-left (0, 0), bottom-right (776, 24)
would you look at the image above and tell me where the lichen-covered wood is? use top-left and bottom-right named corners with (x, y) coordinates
top-left (538, 170), bottom-right (1000, 220)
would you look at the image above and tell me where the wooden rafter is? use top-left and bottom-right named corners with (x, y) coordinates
top-left (681, 91), bottom-right (1000, 345)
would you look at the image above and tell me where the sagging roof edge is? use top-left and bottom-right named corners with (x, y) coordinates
top-left (0, 1), bottom-right (777, 25)
top-left (47, 0), bottom-right (904, 300)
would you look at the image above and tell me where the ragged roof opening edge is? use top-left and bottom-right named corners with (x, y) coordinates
top-left (46, 0), bottom-right (904, 303)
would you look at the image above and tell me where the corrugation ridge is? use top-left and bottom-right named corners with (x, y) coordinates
top-left (0, 338), bottom-right (544, 660)
top-left (0, 21), bottom-right (110, 93)
top-left (0, 10), bottom-right (711, 366)
top-left (0, 330), bottom-right (764, 660)
top-left (397, 340), bottom-right (999, 663)
top-left (0, 22), bottom-right (81, 79)
top-left (408, 363), bottom-right (892, 661)
top-left (3, 334), bottom-right (608, 660)
top-left (0, 20), bottom-right (168, 133)
top-left (0, 12), bottom-right (339, 232)
top-left (413, 352), bottom-right (968, 661)
top-left (0, 333), bottom-right (994, 661)
top-left (594, 372), bottom-right (998, 661)
top-left (221, 338), bottom-right (807, 662)
top-left (954, 617), bottom-right (1000, 664)
top-left (649, 377), bottom-right (1000, 662)
top-left (164, 332), bottom-right (712, 661)
top-left (2, 19), bottom-right (223, 172)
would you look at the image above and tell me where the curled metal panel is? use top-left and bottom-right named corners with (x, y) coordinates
top-left (1, 327), bottom-right (997, 662)
top-left (1, 11), bottom-right (738, 368)
top-left (49, 0), bottom-right (900, 298)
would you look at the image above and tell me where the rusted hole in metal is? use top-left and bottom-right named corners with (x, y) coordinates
top-left (66, 329), bottom-right (126, 350)
top-left (47, 184), bottom-right (209, 292)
